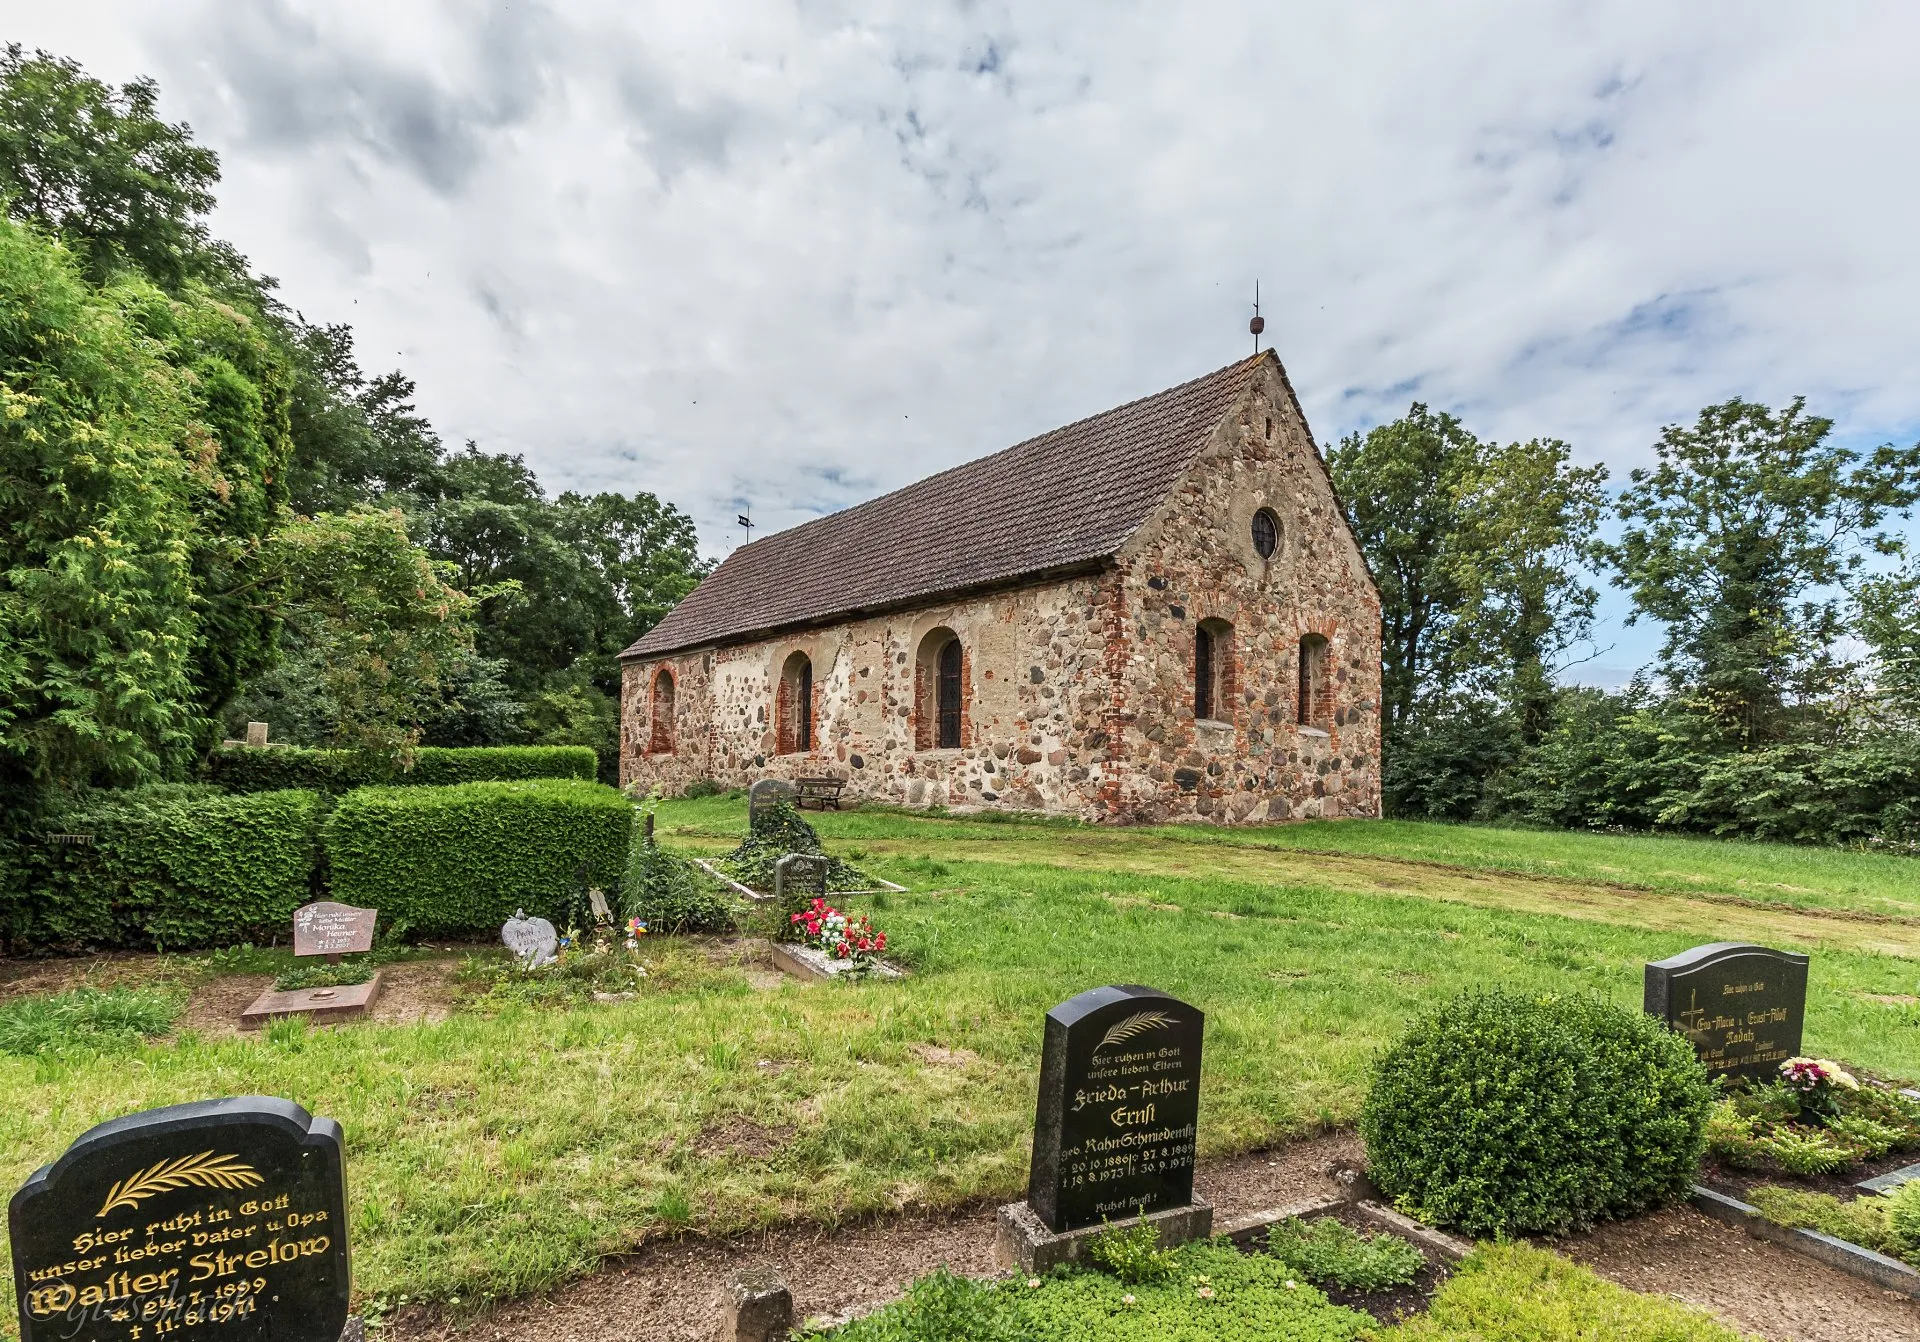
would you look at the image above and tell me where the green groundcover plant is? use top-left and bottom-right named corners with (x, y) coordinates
top-left (1704, 1061), bottom-right (1920, 1178)
top-left (622, 839), bottom-right (736, 935)
top-left (1362, 988), bottom-right (1714, 1236)
top-left (716, 800), bottom-right (873, 897)
top-left (1264, 1216), bottom-right (1426, 1293)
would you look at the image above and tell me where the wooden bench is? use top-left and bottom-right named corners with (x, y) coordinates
top-left (795, 776), bottom-right (848, 810)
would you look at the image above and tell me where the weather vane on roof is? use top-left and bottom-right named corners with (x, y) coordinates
top-left (738, 513), bottom-right (752, 545)
top-left (1250, 280), bottom-right (1265, 356)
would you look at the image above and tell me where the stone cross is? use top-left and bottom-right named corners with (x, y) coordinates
top-left (9, 1097), bottom-right (350, 1342)
top-left (1645, 941), bottom-right (1810, 1081)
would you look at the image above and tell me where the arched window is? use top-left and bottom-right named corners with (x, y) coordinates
top-left (914, 628), bottom-right (966, 750)
top-left (648, 669), bottom-right (676, 754)
top-left (1195, 619), bottom-right (1233, 723)
top-left (777, 652), bottom-right (813, 755)
top-left (1297, 634), bottom-right (1329, 729)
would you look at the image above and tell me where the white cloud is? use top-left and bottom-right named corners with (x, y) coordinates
top-left (5, 0), bottom-right (1918, 683)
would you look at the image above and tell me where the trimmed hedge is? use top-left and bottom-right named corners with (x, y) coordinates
top-left (325, 779), bottom-right (632, 935)
top-left (208, 745), bottom-right (598, 793)
top-left (1361, 988), bottom-right (1713, 1236)
top-left (9, 785), bottom-right (323, 950)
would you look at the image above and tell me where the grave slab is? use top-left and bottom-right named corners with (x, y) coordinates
top-left (242, 972), bottom-right (384, 1028)
top-left (769, 942), bottom-right (902, 981)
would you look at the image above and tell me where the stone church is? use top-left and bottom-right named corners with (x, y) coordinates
top-left (619, 351), bottom-right (1381, 824)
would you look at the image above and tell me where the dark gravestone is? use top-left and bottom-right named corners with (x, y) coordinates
top-left (773, 853), bottom-right (829, 910)
top-left (291, 902), bottom-right (377, 961)
top-left (11, 1097), bottom-right (349, 1342)
top-left (748, 779), bottom-right (798, 831)
top-left (1028, 984), bottom-right (1204, 1233)
top-left (1645, 941), bottom-right (1810, 1080)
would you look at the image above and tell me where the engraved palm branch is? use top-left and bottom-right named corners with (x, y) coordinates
top-left (97, 1152), bottom-right (264, 1217)
top-left (1094, 1010), bottom-right (1178, 1053)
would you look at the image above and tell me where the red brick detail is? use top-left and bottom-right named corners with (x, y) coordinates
top-left (647, 669), bottom-right (677, 755)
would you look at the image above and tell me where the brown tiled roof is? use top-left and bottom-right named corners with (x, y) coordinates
top-left (623, 354), bottom-right (1267, 659)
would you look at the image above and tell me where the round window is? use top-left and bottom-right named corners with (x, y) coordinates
top-left (1251, 508), bottom-right (1280, 560)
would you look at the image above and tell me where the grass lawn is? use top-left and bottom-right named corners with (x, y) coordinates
top-left (3, 800), bottom-right (1918, 1332)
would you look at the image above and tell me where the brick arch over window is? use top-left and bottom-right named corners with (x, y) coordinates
top-left (776, 651), bottom-right (814, 755)
top-left (1195, 618), bottom-right (1235, 723)
top-left (1297, 633), bottom-right (1331, 729)
top-left (913, 627), bottom-right (968, 750)
top-left (648, 668), bottom-right (676, 754)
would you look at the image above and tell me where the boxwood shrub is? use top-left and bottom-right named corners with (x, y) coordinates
top-left (209, 744), bottom-right (598, 793)
top-left (1360, 988), bottom-right (1713, 1236)
top-left (9, 785), bottom-right (324, 950)
top-left (325, 779), bottom-right (632, 935)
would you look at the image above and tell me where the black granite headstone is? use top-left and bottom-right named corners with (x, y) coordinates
top-left (774, 853), bottom-right (829, 910)
top-left (748, 779), bottom-right (798, 831)
top-left (1027, 984), bottom-right (1204, 1233)
top-left (11, 1097), bottom-right (349, 1342)
top-left (1645, 941), bottom-right (1810, 1080)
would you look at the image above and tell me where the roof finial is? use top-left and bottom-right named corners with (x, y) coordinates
top-left (1249, 280), bottom-right (1266, 356)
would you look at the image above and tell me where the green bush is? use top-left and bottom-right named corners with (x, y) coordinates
top-left (1086, 1219), bottom-right (1178, 1284)
top-left (209, 744), bottom-right (598, 793)
top-left (1361, 989), bottom-right (1713, 1236)
top-left (1264, 1216), bottom-right (1426, 1292)
top-left (10, 785), bottom-right (324, 949)
top-left (325, 779), bottom-right (631, 935)
top-left (622, 841), bottom-right (735, 935)
top-left (1387, 1242), bottom-right (1753, 1340)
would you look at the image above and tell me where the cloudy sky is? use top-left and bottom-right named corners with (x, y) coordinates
top-left (8, 2), bottom-right (1918, 683)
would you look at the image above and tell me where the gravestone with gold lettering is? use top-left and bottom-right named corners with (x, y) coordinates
top-left (1645, 941), bottom-right (1810, 1081)
top-left (10, 1097), bottom-right (350, 1342)
top-left (996, 984), bottom-right (1210, 1272)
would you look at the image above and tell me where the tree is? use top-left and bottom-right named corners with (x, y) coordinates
top-left (1601, 399), bottom-right (1920, 744)
top-left (283, 323), bottom-right (445, 516)
top-left (0, 219), bottom-right (202, 787)
top-left (0, 45), bottom-right (243, 292)
top-left (240, 509), bottom-right (486, 763)
top-left (1327, 407), bottom-right (1608, 741)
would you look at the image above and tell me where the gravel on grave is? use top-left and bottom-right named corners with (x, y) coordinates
top-left (383, 1129), bottom-right (1920, 1342)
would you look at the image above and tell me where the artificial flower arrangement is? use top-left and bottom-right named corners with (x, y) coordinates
top-left (789, 896), bottom-right (888, 974)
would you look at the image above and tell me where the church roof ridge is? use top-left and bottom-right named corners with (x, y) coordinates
top-left (623, 352), bottom-right (1270, 659)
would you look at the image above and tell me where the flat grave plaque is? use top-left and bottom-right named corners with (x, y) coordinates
top-left (291, 903), bottom-right (377, 960)
top-left (748, 779), bottom-right (798, 830)
top-left (1645, 941), bottom-right (1809, 1081)
top-left (10, 1097), bottom-right (349, 1342)
top-left (1027, 984), bottom-right (1204, 1233)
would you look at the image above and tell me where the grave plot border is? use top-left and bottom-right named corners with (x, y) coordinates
top-left (1690, 1183), bottom-right (1920, 1299)
top-left (691, 857), bottom-right (907, 901)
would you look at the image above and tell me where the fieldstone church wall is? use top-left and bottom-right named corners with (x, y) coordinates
top-left (620, 356), bottom-right (1381, 824)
